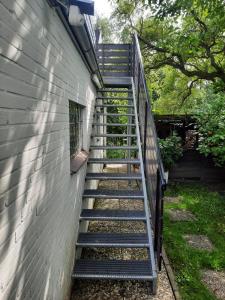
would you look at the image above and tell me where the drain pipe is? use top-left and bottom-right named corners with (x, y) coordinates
top-left (68, 5), bottom-right (103, 88)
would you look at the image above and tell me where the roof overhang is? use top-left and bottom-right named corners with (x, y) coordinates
top-left (48, 0), bottom-right (94, 15)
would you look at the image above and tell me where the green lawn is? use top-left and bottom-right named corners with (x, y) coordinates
top-left (163, 183), bottom-right (225, 300)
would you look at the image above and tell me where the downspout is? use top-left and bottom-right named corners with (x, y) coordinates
top-left (52, 3), bottom-right (103, 88)
top-left (68, 5), bottom-right (103, 88)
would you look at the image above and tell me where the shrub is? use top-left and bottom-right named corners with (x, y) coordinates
top-left (194, 90), bottom-right (225, 166)
top-left (159, 133), bottom-right (183, 170)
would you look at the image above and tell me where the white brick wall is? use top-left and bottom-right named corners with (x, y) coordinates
top-left (0, 0), bottom-right (101, 299)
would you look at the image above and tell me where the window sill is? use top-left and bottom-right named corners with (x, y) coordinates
top-left (70, 150), bottom-right (89, 175)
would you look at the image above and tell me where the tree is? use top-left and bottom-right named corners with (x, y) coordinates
top-left (150, 67), bottom-right (204, 114)
top-left (112, 0), bottom-right (225, 92)
top-left (194, 89), bottom-right (225, 166)
top-left (96, 17), bottom-right (113, 43)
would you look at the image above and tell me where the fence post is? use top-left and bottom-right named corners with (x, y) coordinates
top-left (154, 169), bottom-right (164, 270)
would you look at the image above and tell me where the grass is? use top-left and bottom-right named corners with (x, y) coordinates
top-left (163, 183), bottom-right (225, 300)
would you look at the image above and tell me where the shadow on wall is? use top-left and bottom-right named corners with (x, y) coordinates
top-left (0, 0), bottom-right (72, 298)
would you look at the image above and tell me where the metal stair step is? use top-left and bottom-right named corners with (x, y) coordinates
top-left (92, 123), bottom-right (135, 127)
top-left (80, 209), bottom-right (146, 221)
top-left (98, 89), bottom-right (132, 93)
top-left (103, 76), bottom-right (132, 87)
top-left (88, 158), bottom-right (140, 164)
top-left (92, 134), bottom-right (136, 138)
top-left (72, 259), bottom-right (154, 280)
top-left (95, 104), bottom-right (134, 108)
top-left (90, 146), bottom-right (138, 150)
top-left (86, 172), bottom-right (142, 180)
top-left (95, 113), bottom-right (135, 117)
top-left (76, 233), bottom-right (149, 248)
top-left (96, 96), bottom-right (133, 100)
top-left (83, 189), bottom-right (144, 199)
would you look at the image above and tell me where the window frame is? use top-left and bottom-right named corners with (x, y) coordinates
top-left (69, 100), bottom-right (88, 174)
top-left (69, 100), bottom-right (83, 158)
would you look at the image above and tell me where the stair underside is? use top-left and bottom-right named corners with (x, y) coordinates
top-left (83, 189), bottom-right (144, 199)
top-left (80, 209), bottom-right (146, 221)
top-left (73, 260), bottom-right (153, 280)
top-left (77, 233), bottom-right (149, 247)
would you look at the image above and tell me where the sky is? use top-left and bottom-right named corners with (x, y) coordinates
top-left (94, 0), bottom-right (114, 18)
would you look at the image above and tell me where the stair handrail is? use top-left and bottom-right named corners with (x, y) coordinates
top-left (133, 33), bottom-right (165, 182)
top-left (131, 78), bottom-right (157, 289)
top-left (132, 32), bottom-right (166, 268)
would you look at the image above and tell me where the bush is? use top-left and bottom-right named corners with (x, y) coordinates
top-left (194, 90), bottom-right (225, 166)
top-left (159, 133), bottom-right (183, 170)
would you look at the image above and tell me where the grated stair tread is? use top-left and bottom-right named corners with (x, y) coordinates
top-left (83, 189), bottom-right (144, 199)
top-left (95, 113), bottom-right (135, 117)
top-left (86, 172), bottom-right (142, 180)
top-left (96, 96), bottom-right (133, 100)
top-left (88, 158), bottom-right (140, 164)
top-left (92, 123), bottom-right (135, 127)
top-left (95, 104), bottom-right (134, 108)
top-left (90, 145), bottom-right (138, 150)
top-left (103, 76), bottom-right (132, 87)
top-left (77, 233), bottom-right (149, 247)
top-left (92, 134), bottom-right (136, 138)
top-left (80, 209), bottom-right (146, 221)
top-left (73, 259), bottom-right (154, 280)
top-left (98, 89), bottom-right (132, 93)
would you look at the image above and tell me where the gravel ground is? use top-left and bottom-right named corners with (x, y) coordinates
top-left (202, 270), bottom-right (225, 300)
top-left (71, 166), bottom-right (175, 300)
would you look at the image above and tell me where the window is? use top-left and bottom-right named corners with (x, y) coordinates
top-left (69, 100), bottom-right (88, 174)
top-left (69, 100), bottom-right (83, 158)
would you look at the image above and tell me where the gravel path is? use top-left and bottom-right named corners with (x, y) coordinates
top-left (71, 166), bottom-right (175, 300)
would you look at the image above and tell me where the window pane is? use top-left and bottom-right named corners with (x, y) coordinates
top-left (69, 101), bottom-right (82, 157)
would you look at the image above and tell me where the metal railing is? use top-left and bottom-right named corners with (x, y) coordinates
top-left (132, 33), bottom-right (166, 269)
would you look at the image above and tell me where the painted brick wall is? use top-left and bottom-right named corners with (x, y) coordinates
top-left (0, 0), bottom-right (101, 299)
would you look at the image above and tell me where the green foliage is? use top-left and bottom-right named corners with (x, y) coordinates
top-left (107, 149), bottom-right (126, 159)
top-left (111, 0), bottom-right (225, 121)
top-left (159, 133), bottom-right (183, 170)
top-left (150, 67), bottom-right (204, 114)
top-left (102, 91), bottom-right (136, 159)
top-left (111, 0), bottom-right (225, 164)
top-left (96, 17), bottom-right (113, 43)
top-left (194, 90), bottom-right (225, 166)
top-left (164, 183), bottom-right (225, 300)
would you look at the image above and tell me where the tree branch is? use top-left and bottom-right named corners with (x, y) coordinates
top-left (138, 35), bottom-right (225, 83)
top-left (180, 78), bottom-right (200, 105)
top-left (191, 11), bottom-right (208, 32)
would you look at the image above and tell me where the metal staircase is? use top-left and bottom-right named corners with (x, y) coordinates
top-left (72, 34), bottom-right (165, 294)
